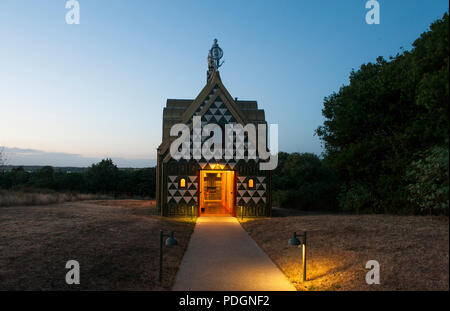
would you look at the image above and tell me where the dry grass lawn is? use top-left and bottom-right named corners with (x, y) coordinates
top-left (0, 190), bottom-right (111, 207)
top-left (241, 214), bottom-right (449, 291)
top-left (0, 200), bottom-right (195, 290)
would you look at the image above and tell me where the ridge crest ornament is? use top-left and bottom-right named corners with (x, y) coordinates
top-left (207, 38), bottom-right (224, 81)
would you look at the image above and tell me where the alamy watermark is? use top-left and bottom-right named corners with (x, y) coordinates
top-left (170, 116), bottom-right (278, 170)
top-left (365, 0), bottom-right (380, 25)
top-left (66, 0), bottom-right (80, 25)
top-left (65, 260), bottom-right (80, 285)
top-left (365, 260), bottom-right (380, 284)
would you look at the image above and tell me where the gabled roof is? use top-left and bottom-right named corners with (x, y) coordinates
top-left (163, 99), bottom-right (265, 124)
top-left (158, 70), bottom-right (266, 158)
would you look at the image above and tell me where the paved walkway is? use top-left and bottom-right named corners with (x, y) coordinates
top-left (172, 217), bottom-right (295, 291)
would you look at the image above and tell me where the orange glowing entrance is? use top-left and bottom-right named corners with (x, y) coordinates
top-left (199, 170), bottom-right (235, 216)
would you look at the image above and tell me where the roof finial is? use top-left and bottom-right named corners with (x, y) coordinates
top-left (207, 38), bottom-right (224, 81)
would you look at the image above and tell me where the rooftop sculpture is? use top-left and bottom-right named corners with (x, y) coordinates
top-left (207, 39), bottom-right (224, 80)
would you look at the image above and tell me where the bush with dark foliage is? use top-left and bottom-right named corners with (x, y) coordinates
top-left (316, 13), bottom-right (449, 214)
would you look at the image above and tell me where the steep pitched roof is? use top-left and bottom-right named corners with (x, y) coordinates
top-left (159, 70), bottom-right (266, 159)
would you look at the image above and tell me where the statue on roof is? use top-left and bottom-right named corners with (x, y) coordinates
top-left (207, 39), bottom-right (224, 81)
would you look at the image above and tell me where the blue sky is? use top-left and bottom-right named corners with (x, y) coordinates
top-left (0, 0), bottom-right (448, 167)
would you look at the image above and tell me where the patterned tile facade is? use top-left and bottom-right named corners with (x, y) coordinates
top-left (183, 84), bottom-right (257, 163)
top-left (160, 77), bottom-right (270, 216)
top-left (167, 175), bottom-right (198, 204)
top-left (236, 176), bottom-right (266, 205)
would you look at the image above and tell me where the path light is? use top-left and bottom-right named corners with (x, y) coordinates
top-left (190, 205), bottom-right (197, 220)
top-left (288, 231), bottom-right (307, 281)
top-left (159, 230), bottom-right (178, 283)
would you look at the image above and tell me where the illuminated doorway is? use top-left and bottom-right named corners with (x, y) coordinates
top-left (199, 170), bottom-right (235, 216)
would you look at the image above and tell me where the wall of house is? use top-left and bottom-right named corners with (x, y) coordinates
top-left (236, 175), bottom-right (269, 217)
top-left (157, 78), bottom-right (272, 217)
top-left (166, 174), bottom-right (198, 216)
top-left (160, 160), bottom-right (271, 217)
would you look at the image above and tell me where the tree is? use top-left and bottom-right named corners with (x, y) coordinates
top-left (316, 13), bottom-right (449, 213)
top-left (32, 166), bottom-right (55, 189)
top-left (7, 167), bottom-right (29, 189)
top-left (86, 158), bottom-right (118, 194)
top-left (406, 144), bottom-right (449, 215)
top-left (54, 171), bottom-right (87, 192)
top-left (272, 152), bottom-right (339, 211)
top-left (0, 147), bottom-right (7, 172)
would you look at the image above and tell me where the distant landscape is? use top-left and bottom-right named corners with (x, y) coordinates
top-left (2, 165), bottom-right (89, 173)
top-left (1, 165), bottom-right (143, 173)
top-left (0, 158), bottom-right (156, 206)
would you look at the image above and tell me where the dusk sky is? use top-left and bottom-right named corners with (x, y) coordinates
top-left (0, 1), bottom-right (448, 167)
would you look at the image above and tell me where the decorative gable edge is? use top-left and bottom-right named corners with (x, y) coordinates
top-left (159, 70), bottom-right (254, 162)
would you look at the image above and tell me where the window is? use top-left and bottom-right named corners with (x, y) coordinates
top-left (179, 178), bottom-right (186, 188)
top-left (248, 178), bottom-right (254, 189)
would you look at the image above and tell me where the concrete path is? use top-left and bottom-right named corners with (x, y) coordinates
top-left (172, 217), bottom-right (296, 291)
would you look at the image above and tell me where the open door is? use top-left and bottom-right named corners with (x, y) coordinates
top-left (199, 170), bottom-right (235, 216)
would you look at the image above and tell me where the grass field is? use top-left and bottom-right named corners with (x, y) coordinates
top-left (2, 201), bottom-right (448, 291)
top-left (0, 189), bottom-right (111, 207)
top-left (240, 212), bottom-right (449, 291)
top-left (0, 200), bottom-right (195, 290)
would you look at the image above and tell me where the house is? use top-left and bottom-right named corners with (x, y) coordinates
top-left (156, 40), bottom-right (272, 217)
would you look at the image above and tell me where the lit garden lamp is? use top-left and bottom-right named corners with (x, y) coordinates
top-left (159, 230), bottom-right (178, 284)
top-left (288, 231), bottom-right (307, 281)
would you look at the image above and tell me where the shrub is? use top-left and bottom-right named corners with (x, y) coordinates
top-left (273, 152), bottom-right (340, 211)
top-left (338, 182), bottom-right (373, 214)
top-left (406, 144), bottom-right (449, 215)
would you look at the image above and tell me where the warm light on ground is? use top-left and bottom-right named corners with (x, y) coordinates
top-left (240, 214), bottom-right (449, 291)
